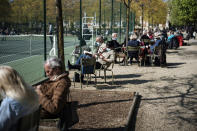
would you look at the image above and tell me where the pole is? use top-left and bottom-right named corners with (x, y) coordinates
top-left (119, 2), bottom-right (122, 43)
top-left (43, 0), bottom-right (46, 61)
top-left (99, 0), bottom-right (101, 35)
top-left (80, 0), bottom-right (82, 54)
top-left (111, 0), bottom-right (114, 35)
top-left (56, 0), bottom-right (65, 71)
top-left (125, 0), bottom-right (131, 66)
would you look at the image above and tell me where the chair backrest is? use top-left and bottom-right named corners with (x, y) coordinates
top-left (141, 39), bottom-right (150, 45)
top-left (80, 57), bottom-right (96, 74)
top-left (17, 107), bottom-right (40, 131)
top-left (127, 46), bottom-right (139, 52)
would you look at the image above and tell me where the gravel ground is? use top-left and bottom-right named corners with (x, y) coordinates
top-left (70, 39), bottom-right (197, 131)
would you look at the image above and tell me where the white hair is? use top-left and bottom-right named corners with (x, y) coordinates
top-left (112, 33), bottom-right (117, 38)
top-left (45, 56), bottom-right (62, 69)
top-left (130, 34), bottom-right (138, 40)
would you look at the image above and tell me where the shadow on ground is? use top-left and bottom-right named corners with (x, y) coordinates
top-left (141, 74), bottom-right (197, 127)
top-left (78, 99), bottom-right (132, 108)
top-left (167, 62), bottom-right (186, 68)
top-left (70, 127), bottom-right (125, 131)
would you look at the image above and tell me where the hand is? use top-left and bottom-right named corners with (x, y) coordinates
top-left (35, 85), bottom-right (43, 96)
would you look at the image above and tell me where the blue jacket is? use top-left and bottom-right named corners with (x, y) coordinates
top-left (150, 39), bottom-right (161, 53)
top-left (0, 97), bottom-right (37, 131)
top-left (167, 35), bottom-right (175, 42)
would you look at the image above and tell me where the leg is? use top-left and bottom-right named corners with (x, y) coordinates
top-left (68, 60), bottom-right (80, 70)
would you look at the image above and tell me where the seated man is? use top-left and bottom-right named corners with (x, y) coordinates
top-left (68, 49), bottom-right (93, 70)
top-left (35, 56), bottom-right (71, 119)
top-left (111, 33), bottom-right (121, 52)
top-left (94, 36), bottom-right (105, 54)
top-left (140, 30), bottom-right (150, 46)
top-left (95, 41), bottom-right (115, 69)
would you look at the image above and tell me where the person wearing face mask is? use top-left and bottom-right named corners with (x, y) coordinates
top-left (96, 41), bottom-right (115, 69)
top-left (94, 36), bottom-right (105, 54)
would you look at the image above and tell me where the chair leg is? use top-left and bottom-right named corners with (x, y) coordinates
top-left (104, 70), bottom-right (106, 83)
top-left (80, 73), bottom-right (82, 89)
top-left (111, 71), bottom-right (114, 85)
top-left (94, 74), bottom-right (97, 87)
top-left (86, 74), bottom-right (89, 87)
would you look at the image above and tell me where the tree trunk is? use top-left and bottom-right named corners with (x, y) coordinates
top-left (125, 0), bottom-right (131, 66)
top-left (56, 0), bottom-right (65, 72)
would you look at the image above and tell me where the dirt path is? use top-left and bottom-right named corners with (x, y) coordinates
top-left (70, 40), bottom-right (197, 131)
top-left (111, 40), bottom-right (197, 131)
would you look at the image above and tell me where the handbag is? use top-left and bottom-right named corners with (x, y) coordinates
top-left (57, 92), bottom-right (79, 130)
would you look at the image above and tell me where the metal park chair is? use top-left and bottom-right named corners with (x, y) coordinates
top-left (98, 61), bottom-right (114, 85)
top-left (74, 57), bottom-right (97, 89)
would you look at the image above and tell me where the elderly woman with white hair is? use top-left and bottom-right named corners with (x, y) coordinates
top-left (35, 56), bottom-right (71, 119)
top-left (0, 66), bottom-right (39, 131)
top-left (127, 34), bottom-right (140, 65)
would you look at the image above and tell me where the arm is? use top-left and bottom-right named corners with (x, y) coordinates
top-left (102, 51), bottom-right (115, 63)
top-left (38, 78), bottom-right (71, 114)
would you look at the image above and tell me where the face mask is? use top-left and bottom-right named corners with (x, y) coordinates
top-left (112, 37), bottom-right (117, 41)
top-left (95, 42), bottom-right (100, 47)
top-left (106, 48), bottom-right (111, 51)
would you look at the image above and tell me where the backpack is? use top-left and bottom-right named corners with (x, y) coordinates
top-left (73, 72), bottom-right (84, 82)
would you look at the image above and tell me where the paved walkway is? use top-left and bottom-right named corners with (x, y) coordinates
top-left (70, 39), bottom-right (197, 131)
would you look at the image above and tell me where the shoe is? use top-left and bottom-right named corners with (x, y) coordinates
top-left (67, 60), bottom-right (72, 70)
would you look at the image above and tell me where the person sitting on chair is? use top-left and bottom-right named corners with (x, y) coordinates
top-left (94, 36), bottom-right (105, 54)
top-left (128, 34), bottom-right (140, 65)
top-left (95, 41), bottom-right (115, 69)
top-left (140, 30), bottom-right (150, 46)
top-left (149, 33), bottom-right (161, 54)
top-left (0, 66), bottom-right (39, 131)
top-left (68, 49), bottom-right (93, 70)
top-left (111, 33), bottom-right (121, 52)
top-left (35, 56), bottom-right (71, 119)
top-left (111, 33), bottom-right (121, 63)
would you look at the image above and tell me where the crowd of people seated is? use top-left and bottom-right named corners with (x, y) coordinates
top-left (0, 26), bottom-right (195, 130)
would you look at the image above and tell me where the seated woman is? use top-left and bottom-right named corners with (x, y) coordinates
top-left (127, 34), bottom-right (140, 64)
top-left (0, 66), bottom-right (39, 130)
top-left (35, 56), bottom-right (71, 119)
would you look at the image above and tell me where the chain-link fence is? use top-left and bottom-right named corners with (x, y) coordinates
top-left (0, 0), bottom-right (136, 84)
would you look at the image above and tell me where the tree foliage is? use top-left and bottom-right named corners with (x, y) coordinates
top-left (0, 0), bottom-right (11, 22)
top-left (0, 0), bottom-right (167, 29)
top-left (130, 0), bottom-right (167, 25)
top-left (169, 0), bottom-right (197, 26)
